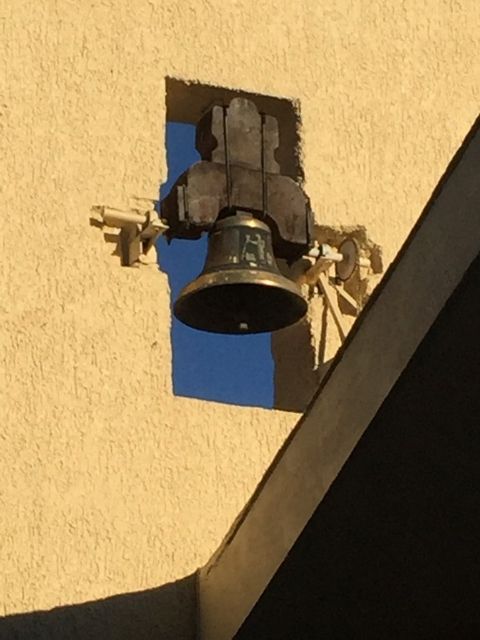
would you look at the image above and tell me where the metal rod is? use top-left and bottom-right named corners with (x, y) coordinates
top-left (260, 112), bottom-right (268, 218)
top-left (222, 105), bottom-right (232, 211)
top-left (317, 272), bottom-right (348, 341)
top-left (334, 283), bottom-right (359, 312)
top-left (307, 246), bottom-right (344, 263)
top-left (102, 208), bottom-right (147, 227)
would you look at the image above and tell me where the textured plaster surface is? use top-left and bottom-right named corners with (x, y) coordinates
top-left (1, 0), bottom-right (479, 635)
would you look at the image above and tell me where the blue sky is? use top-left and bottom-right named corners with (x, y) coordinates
top-left (157, 122), bottom-right (274, 408)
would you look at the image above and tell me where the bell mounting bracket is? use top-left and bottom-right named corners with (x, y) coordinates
top-left (298, 239), bottom-right (371, 341)
top-left (161, 97), bottom-right (313, 262)
top-left (93, 200), bottom-right (168, 266)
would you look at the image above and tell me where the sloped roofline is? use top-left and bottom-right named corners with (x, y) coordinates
top-left (199, 115), bottom-right (480, 640)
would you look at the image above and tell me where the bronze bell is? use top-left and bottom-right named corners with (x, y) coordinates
top-left (173, 212), bottom-right (308, 334)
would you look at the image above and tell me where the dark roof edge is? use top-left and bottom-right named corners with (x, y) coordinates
top-left (200, 114), bottom-right (480, 640)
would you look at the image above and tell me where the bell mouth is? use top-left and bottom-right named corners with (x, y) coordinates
top-left (174, 269), bottom-right (308, 334)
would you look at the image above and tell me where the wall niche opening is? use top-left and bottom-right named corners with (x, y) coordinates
top-left (158, 78), bottom-right (305, 409)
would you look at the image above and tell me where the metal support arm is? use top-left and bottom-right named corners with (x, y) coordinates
top-left (97, 205), bottom-right (169, 266)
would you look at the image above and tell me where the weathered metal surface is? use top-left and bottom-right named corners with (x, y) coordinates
top-left (161, 97), bottom-right (312, 261)
top-left (196, 98), bottom-right (280, 173)
top-left (174, 213), bottom-right (307, 333)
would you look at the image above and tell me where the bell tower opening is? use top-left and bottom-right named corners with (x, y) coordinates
top-left (159, 78), bottom-right (306, 409)
top-left (159, 120), bottom-right (277, 408)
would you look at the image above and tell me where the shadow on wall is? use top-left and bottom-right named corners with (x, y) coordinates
top-left (272, 295), bottom-right (333, 413)
top-left (272, 319), bottom-right (320, 413)
top-left (0, 574), bottom-right (196, 640)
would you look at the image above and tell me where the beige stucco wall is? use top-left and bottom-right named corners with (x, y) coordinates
top-left (1, 0), bottom-right (478, 636)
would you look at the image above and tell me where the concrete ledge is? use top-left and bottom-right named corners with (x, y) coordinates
top-left (198, 115), bottom-right (480, 640)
